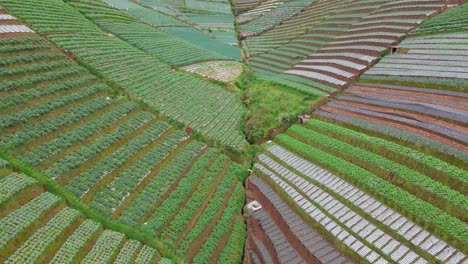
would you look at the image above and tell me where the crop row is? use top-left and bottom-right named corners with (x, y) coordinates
top-left (113, 240), bottom-right (141, 264)
top-left (49, 220), bottom-right (100, 264)
top-left (0, 51), bottom-right (65, 67)
top-left (263, 145), bottom-right (465, 262)
top-left (81, 230), bottom-right (125, 263)
top-left (304, 118), bottom-right (467, 183)
top-left (69, 0), bottom-right (230, 65)
top-left (0, 63), bottom-right (88, 92)
top-left (0, 192), bottom-right (61, 250)
top-left (134, 245), bottom-right (158, 263)
top-left (116, 141), bottom-right (206, 227)
top-left (99, 0), bottom-right (240, 58)
top-left (0, 97), bottom-right (111, 149)
top-left (103, 0), bottom-right (185, 27)
top-left (314, 109), bottom-right (468, 161)
top-left (21, 102), bottom-right (139, 167)
top-left (2, 0), bottom-right (246, 147)
top-left (412, 4), bottom-right (468, 35)
top-left (252, 209), bottom-right (304, 263)
top-left (287, 125), bottom-right (467, 211)
top-left (1, 84), bottom-right (106, 130)
top-left (192, 182), bottom-right (245, 263)
top-left (48, 33), bottom-right (246, 147)
top-left (274, 134), bottom-right (468, 242)
top-left (160, 156), bottom-right (231, 241)
top-left (5, 207), bottom-right (80, 264)
top-left (255, 161), bottom-right (404, 263)
top-left (89, 130), bottom-right (188, 216)
top-left (176, 163), bottom-right (243, 255)
top-left (0, 173), bottom-right (37, 206)
top-left (0, 74), bottom-right (97, 111)
top-left (2, 0), bottom-right (102, 34)
top-left (44, 111), bottom-right (155, 180)
top-left (96, 19), bottom-right (228, 66)
top-left (250, 175), bottom-right (350, 263)
top-left (65, 122), bottom-right (176, 198)
top-left (144, 149), bottom-right (221, 233)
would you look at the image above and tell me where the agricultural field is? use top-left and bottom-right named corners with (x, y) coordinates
top-left (0, 160), bottom-right (172, 263)
top-left (0, 15), bottom-right (246, 262)
top-left (1, 0), bottom-right (468, 263)
top-left (182, 61), bottom-right (243, 82)
top-left (1, 0), bottom-right (247, 148)
top-left (245, 0), bottom-right (447, 95)
top-left (239, 0), bottom-right (314, 36)
top-left (247, 3), bottom-right (468, 263)
top-left (99, 0), bottom-right (242, 59)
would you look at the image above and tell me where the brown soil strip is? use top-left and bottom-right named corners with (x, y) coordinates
top-left (248, 178), bottom-right (322, 263)
top-left (321, 106), bottom-right (468, 152)
top-left (352, 84), bottom-right (468, 102)
top-left (107, 136), bottom-right (193, 216)
top-left (32, 105), bottom-right (138, 168)
top-left (169, 159), bottom-right (232, 240)
top-left (125, 148), bottom-right (211, 224)
top-left (349, 86), bottom-right (468, 110)
top-left (81, 127), bottom-right (175, 203)
top-left (0, 185), bottom-right (43, 218)
top-left (55, 118), bottom-right (158, 186)
top-left (336, 100), bottom-right (468, 134)
top-left (38, 216), bottom-right (84, 264)
top-left (183, 181), bottom-right (238, 262)
top-left (0, 202), bottom-right (65, 263)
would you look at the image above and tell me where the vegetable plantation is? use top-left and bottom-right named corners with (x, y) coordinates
top-left (0, 8), bottom-right (246, 262)
top-left (1, 0), bottom-right (467, 263)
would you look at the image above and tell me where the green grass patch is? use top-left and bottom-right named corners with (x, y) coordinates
top-left (241, 79), bottom-right (321, 143)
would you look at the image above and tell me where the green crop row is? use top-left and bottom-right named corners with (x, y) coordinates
top-left (288, 125), bottom-right (467, 211)
top-left (113, 240), bottom-right (141, 264)
top-left (0, 173), bottom-right (37, 207)
top-left (44, 111), bottom-right (155, 179)
top-left (116, 142), bottom-right (207, 227)
top-left (218, 216), bottom-right (246, 264)
top-left (304, 119), bottom-right (468, 182)
top-left (89, 130), bottom-right (188, 216)
top-left (49, 220), bottom-right (100, 264)
top-left (1, 97), bottom-right (111, 149)
top-left (0, 192), bottom-right (61, 250)
top-left (275, 134), bottom-right (468, 244)
top-left (192, 182), bottom-right (245, 263)
top-left (176, 163), bottom-right (244, 255)
top-left (412, 4), bottom-right (468, 35)
top-left (82, 229), bottom-right (125, 263)
top-left (0, 74), bottom-right (97, 111)
top-left (66, 122), bottom-right (176, 197)
top-left (1, 84), bottom-right (106, 130)
top-left (161, 155), bottom-right (230, 241)
top-left (6, 207), bottom-right (80, 264)
top-left (135, 245), bottom-right (158, 263)
top-left (145, 153), bottom-right (224, 233)
top-left (21, 102), bottom-right (138, 167)
top-left (2, 0), bottom-right (102, 34)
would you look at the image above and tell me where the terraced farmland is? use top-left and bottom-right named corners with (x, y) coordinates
top-left (245, 0), bottom-right (447, 95)
top-left (1, 0), bottom-right (247, 147)
top-left (246, 3), bottom-right (468, 263)
top-left (0, 15), bottom-right (246, 262)
top-left (1, 0), bottom-right (468, 263)
top-left (0, 161), bottom-right (172, 263)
